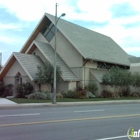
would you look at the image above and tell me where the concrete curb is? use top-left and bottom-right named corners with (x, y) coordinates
top-left (1, 100), bottom-right (140, 109)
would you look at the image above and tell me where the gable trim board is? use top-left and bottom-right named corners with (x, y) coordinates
top-left (0, 53), bottom-right (44, 81)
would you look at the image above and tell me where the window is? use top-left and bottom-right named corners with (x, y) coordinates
top-left (97, 62), bottom-right (129, 70)
top-left (41, 20), bottom-right (58, 42)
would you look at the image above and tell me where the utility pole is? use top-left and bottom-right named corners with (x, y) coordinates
top-left (52, 3), bottom-right (66, 104)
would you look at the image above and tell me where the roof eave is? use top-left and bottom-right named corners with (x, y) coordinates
top-left (85, 57), bottom-right (130, 67)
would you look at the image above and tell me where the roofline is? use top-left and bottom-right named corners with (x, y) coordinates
top-left (26, 41), bottom-right (79, 81)
top-left (0, 53), bottom-right (16, 80)
top-left (34, 41), bottom-right (79, 81)
top-left (45, 13), bottom-right (130, 67)
top-left (45, 13), bottom-right (85, 60)
top-left (0, 53), bottom-right (34, 81)
top-left (19, 13), bottom-right (130, 67)
top-left (20, 13), bottom-right (47, 53)
top-left (13, 53), bottom-right (33, 81)
top-left (85, 57), bottom-right (130, 67)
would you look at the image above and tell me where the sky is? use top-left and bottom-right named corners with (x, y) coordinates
top-left (0, 0), bottom-right (140, 65)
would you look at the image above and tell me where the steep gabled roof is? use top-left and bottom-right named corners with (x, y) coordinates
top-left (20, 13), bottom-right (130, 66)
top-left (46, 13), bottom-right (130, 66)
top-left (0, 52), bottom-right (44, 80)
top-left (33, 41), bottom-right (79, 81)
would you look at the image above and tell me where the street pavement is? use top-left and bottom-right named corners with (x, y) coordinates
top-left (0, 103), bottom-right (140, 140)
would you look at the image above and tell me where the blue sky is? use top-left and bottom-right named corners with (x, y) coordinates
top-left (0, 0), bottom-right (140, 65)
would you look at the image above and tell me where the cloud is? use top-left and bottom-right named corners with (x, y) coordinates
top-left (0, 49), bottom-right (7, 53)
top-left (0, 35), bottom-right (24, 44)
top-left (110, 2), bottom-right (139, 18)
top-left (0, 0), bottom-right (140, 60)
top-left (0, 23), bottom-right (23, 31)
top-left (0, 0), bottom-right (68, 21)
top-left (124, 47), bottom-right (140, 52)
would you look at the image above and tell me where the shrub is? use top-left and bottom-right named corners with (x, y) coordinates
top-left (56, 93), bottom-right (63, 99)
top-left (15, 82), bottom-right (33, 98)
top-left (65, 89), bottom-right (86, 99)
top-left (86, 91), bottom-right (96, 98)
top-left (1, 84), bottom-right (14, 97)
top-left (34, 92), bottom-right (47, 100)
top-left (0, 82), bottom-right (4, 97)
top-left (15, 84), bottom-right (24, 98)
top-left (28, 92), bottom-right (53, 100)
top-left (24, 82), bottom-right (34, 95)
top-left (120, 87), bottom-right (131, 97)
top-left (46, 93), bottom-right (53, 100)
top-left (85, 83), bottom-right (98, 94)
top-left (101, 90), bottom-right (116, 98)
top-left (131, 92), bottom-right (139, 98)
top-left (65, 90), bottom-right (77, 98)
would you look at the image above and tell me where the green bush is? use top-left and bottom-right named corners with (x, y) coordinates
top-left (131, 92), bottom-right (139, 98)
top-left (24, 82), bottom-right (34, 95)
top-left (34, 92), bottom-right (47, 100)
top-left (120, 87), bottom-right (131, 97)
top-left (27, 92), bottom-right (53, 100)
top-left (85, 83), bottom-right (98, 94)
top-left (65, 89), bottom-right (86, 99)
top-left (16, 82), bottom-right (33, 98)
top-left (101, 90), bottom-right (116, 98)
top-left (0, 82), bottom-right (4, 97)
top-left (1, 84), bottom-right (14, 97)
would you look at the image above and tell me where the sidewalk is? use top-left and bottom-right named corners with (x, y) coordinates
top-left (0, 98), bottom-right (17, 105)
top-left (0, 98), bottom-right (140, 109)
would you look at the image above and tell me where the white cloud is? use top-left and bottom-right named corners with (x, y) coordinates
top-left (0, 35), bottom-right (25, 44)
top-left (0, 0), bottom-right (68, 21)
top-left (0, 23), bottom-right (23, 30)
top-left (0, 0), bottom-right (140, 59)
top-left (0, 49), bottom-right (7, 53)
top-left (124, 47), bottom-right (140, 52)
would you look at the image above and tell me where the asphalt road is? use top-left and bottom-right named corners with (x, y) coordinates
top-left (0, 103), bottom-right (140, 140)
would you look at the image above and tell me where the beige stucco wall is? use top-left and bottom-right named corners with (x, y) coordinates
top-left (57, 81), bottom-right (77, 93)
top-left (25, 33), bottom-right (48, 54)
top-left (4, 60), bottom-right (31, 94)
top-left (130, 63), bottom-right (140, 73)
top-left (34, 83), bottom-right (51, 92)
top-left (32, 48), bottom-right (46, 63)
top-left (71, 67), bottom-right (83, 80)
top-left (35, 33), bottom-right (48, 43)
top-left (89, 72), bottom-right (101, 95)
top-left (5, 60), bottom-right (27, 77)
top-left (57, 81), bottom-right (69, 93)
top-left (50, 31), bottom-right (83, 67)
top-left (69, 82), bottom-right (77, 91)
top-left (85, 61), bottom-right (97, 68)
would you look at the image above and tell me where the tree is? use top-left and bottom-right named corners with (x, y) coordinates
top-left (36, 62), bottom-right (62, 92)
top-left (102, 67), bottom-right (131, 86)
top-left (131, 72), bottom-right (140, 94)
top-left (102, 67), bottom-right (132, 96)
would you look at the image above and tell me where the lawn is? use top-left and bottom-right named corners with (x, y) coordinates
top-left (9, 97), bottom-right (140, 104)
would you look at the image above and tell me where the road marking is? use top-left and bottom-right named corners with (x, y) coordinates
top-left (96, 135), bottom-right (127, 140)
top-left (74, 109), bottom-right (104, 113)
top-left (0, 113), bottom-right (140, 127)
top-left (0, 113), bottom-right (40, 118)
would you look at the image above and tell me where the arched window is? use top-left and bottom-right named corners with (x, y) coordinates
top-left (15, 72), bottom-right (22, 86)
